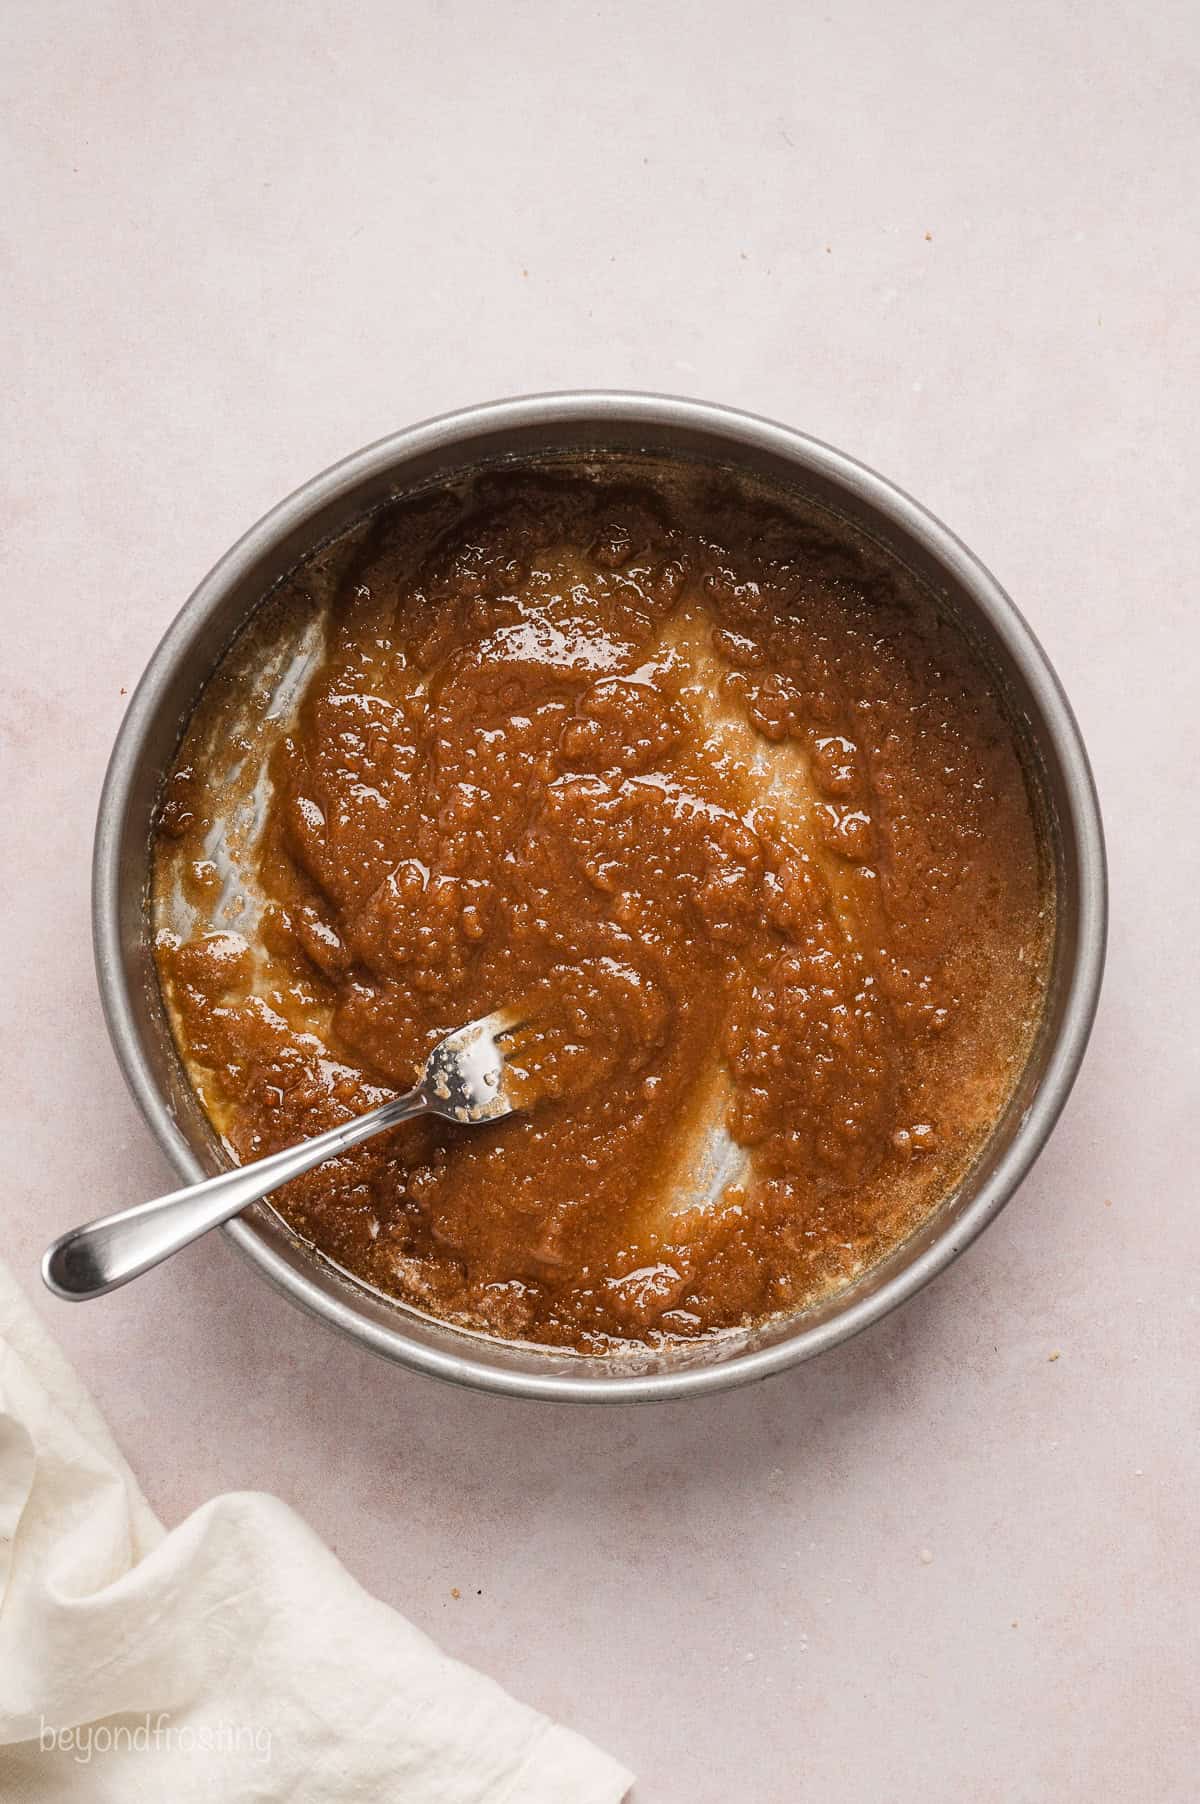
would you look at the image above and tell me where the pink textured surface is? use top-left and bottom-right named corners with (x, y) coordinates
top-left (3, 4), bottom-right (1197, 1799)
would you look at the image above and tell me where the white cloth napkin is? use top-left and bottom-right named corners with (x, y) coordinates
top-left (0, 1262), bottom-right (632, 1802)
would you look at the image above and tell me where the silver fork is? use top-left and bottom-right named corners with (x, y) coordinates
top-left (42, 1010), bottom-right (524, 1302)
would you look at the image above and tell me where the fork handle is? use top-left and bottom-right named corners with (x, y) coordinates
top-left (42, 1087), bottom-right (429, 1301)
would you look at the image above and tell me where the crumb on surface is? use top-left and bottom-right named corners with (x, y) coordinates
top-left (919, 1548), bottom-right (934, 1565)
top-left (450, 1586), bottom-right (461, 1599)
top-left (1048, 1350), bottom-right (1061, 1362)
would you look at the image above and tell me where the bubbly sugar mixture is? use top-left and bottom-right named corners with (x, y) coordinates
top-left (154, 465), bottom-right (1051, 1351)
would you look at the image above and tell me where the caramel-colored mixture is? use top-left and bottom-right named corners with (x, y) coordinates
top-left (154, 467), bottom-right (1050, 1351)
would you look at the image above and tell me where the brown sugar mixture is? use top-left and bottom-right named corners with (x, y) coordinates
top-left (153, 464), bottom-right (1052, 1352)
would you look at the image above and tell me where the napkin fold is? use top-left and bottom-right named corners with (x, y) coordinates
top-left (0, 1262), bottom-right (632, 1802)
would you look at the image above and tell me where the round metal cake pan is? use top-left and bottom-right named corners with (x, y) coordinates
top-left (92, 392), bottom-right (1107, 1401)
